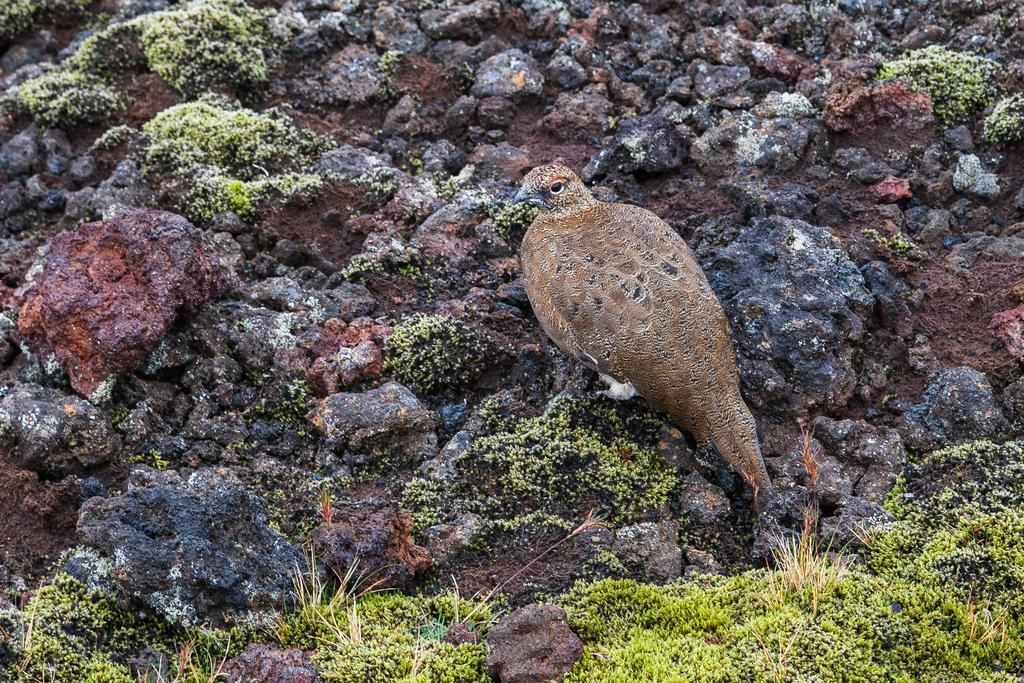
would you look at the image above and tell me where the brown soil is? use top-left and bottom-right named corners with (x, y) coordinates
top-left (0, 461), bottom-right (79, 578)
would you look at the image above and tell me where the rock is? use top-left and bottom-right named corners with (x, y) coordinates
top-left (307, 381), bottom-right (436, 460)
top-left (724, 181), bottom-right (818, 222)
top-left (677, 475), bottom-right (732, 525)
top-left (873, 176), bottom-right (912, 203)
top-left (953, 154), bottom-right (1000, 199)
top-left (0, 460), bottom-right (79, 577)
top-left (691, 63), bottom-right (750, 100)
top-left (582, 113), bottom-right (689, 180)
top-left (701, 216), bottom-right (874, 417)
top-left (946, 235), bottom-right (1024, 270)
top-left (825, 78), bottom-right (933, 133)
top-left (425, 512), bottom-right (485, 565)
top-left (0, 383), bottom-right (120, 477)
top-left (832, 147), bottom-right (894, 184)
top-left (420, 0), bottom-right (500, 40)
top-left (542, 86), bottom-right (612, 139)
top-left (471, 49), bottom-right (544, 99)
top-left (811, 417), bottom-right (906, 504)
top-left (991, 305), bottom-right (1024, 360)
top-left (612, 520), bottom-right (683, 582)
top-left (65, 160), bottom-right (157, 222)
top-left (692, 114), bottom-right (811, 175)
top-left (303, 317), bottom-right (388, 396)
top-left (17, 208), bottom-right (224, 398)
top-left (318, 45), bottom-right (382, 105)
top-left (75, 467), bottom-right (298, 627)
top-left (223, 645), bottom-right (317, 683)
top-left (444, 623), bottom-right (482, 646)
top-left (313, 144), bottom-right (393, 180)
top-left (485, 604), bottom-right (584, 683)
top-left (897, 367), bottom-right (1008, 451)
top-left (0, 182), bottom-right (26, 220)
top-left (311, 497), bottom-right (431, 590)
top-left (372, 5), bottom-right (427, 53)
top-left (0, 126), bottom-right (39, 178)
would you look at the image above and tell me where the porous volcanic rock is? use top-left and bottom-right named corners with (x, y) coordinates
top-left (311, 497), bottom-right (431, 590)
top-left (222, 644), bottom-right (319, 683)
top-left (17, 207), bottom-right (224, 397)
top-left (485, 604), bottom-right (583, 683)
top-left (75, 467), bottom-right (297, 627)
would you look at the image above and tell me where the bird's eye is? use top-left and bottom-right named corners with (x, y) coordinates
top-left (549, 181), bottom-right (565, 194)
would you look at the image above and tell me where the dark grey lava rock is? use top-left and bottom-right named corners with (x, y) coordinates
top-left (311, 497), bottom-right (432, 589)
top-left (701, 216), bottom-right (874, 417)
top-left (582, 113), bottom-right (690, 180)
top-left (308, 381), bottom-right (436, 461)
top-left (313, 144), bottom-right (393, 180)
top-left (485, 604), bottom-right (584, 683)
top-left (75, 467), bottom-right (298, 627)
top-left (812, 417), bottom-right (906, 504)
top-left (612, 520), bottom-right (683, 582)
top-left (0, 126), bottom-right (39, 178)
top-left (0, 383), bottom-right (121, 477)
top-left (317, 45), bottom-right (382, 105)
top-left (223, 644), bottom-right (318, 683)
top-left (897, 366), bottom-right (1007, 452)
top-left (471, 49), bottom-right (544, 99)
top-left (420, 0), bottom-right (500, 40)
top-left (692, 114), bottom-right (812, 175)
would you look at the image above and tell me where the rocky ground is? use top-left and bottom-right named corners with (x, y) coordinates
top-left (1, 0), bottom-right (1024, 681)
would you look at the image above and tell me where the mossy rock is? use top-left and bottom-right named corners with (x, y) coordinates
top-left (383, 313), bottom-right (494, 393)
top-left (984, 94), bottom-right (1024, 147)
top-left (139, 96), bottom-right (328, 221)
top-left (16, 70), bottom-right (124, 129)
top-left (877, 46), bottom-right (1002, 125)
top-left (0, 0), bottom-right (90, 42)
top-left (403, 393), bottom-right (674, 531)
top-left (140, 0), bottom-right (278, 97)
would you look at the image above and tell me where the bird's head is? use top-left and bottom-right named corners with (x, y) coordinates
top-left (514, 164), bottom-right (595, 215)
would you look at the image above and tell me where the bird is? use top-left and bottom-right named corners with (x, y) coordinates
top-left (514, 163), bottom-right (771, 493)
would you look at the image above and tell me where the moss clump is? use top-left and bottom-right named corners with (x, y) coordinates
top-left (384, 314), bottom-right (494, 393)
top-left (867, 441), bottom-right (1024, 614)
top-left (877, 46), bottom-right (1002, 125)
top-left (489, 201), bottom-right (538, 239)
top-left (0, 0), bottom-right (89, 41)
top-left (16, 69), bottom-right (124, 129)
top-left (559, 569), bottom-right (1024, 682)
top-left (355, 167), bottom-right (400, 201)
top-left (403, 394), bottom-right (674, 533)
top-left (139, 0), bottom-right (278, 97)
top-left (279, 591), bottom-right (493, 683)
top-left (983, 94), bottom-right (1024, 147)
top-left (140, 97), bottom-right (328, 221)
top-left (865, 227), bottom-right (917, 255)
top-left (10, 573), bottom-right (168, 682)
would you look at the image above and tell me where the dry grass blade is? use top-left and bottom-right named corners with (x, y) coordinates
top-left (766, 529), bottom-right (853, 615)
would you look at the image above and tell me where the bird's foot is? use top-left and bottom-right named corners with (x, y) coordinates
top-left (598, 373), bottom-right (637, 401)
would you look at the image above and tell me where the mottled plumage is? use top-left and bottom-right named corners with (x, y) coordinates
top-left (515, 164), bottom-right (770, 491)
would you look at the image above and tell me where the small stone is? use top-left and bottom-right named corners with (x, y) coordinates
top-left (485, 604), bottom-right (583, 683)
top-left (873, 176), bottom-right (912, 203)
top-left (612, 520), bottom-right (683, 582)
top-left (471, 49), bottom-right (544, 99)
top-left (953, 154), bottom-right (1000, 199)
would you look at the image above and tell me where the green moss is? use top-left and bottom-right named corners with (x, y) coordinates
top-left (16, 70), bottom-right (124, 129)
top-left (12, 573), bottom-right (167, 682)
top-left (140, 97), bottom-right (328, 221)
top-left (384, 313), bottom-right (494, 393)
top-left (983, 94), bottom-right (1024, 147)
top-left (489, 201), bottom-right (538, 239)
top-left (279, 590), bottom-right (493, 683)
top-left (355, 167), bottom-right (400, 202)
top-left (559, 569), bottom-right (1024, 682)
top-left (140, 0), bottom-right (278, 97)
top-left (0, 0), bottom-right (89, 41)
top-left (877, 46), bottom-right (1002, 125)
top-left (865, 227), bottom-right (917, 255)
top-left (63, 21), bottom-right (147, 75)
top-left (403, 394), bottom-right (674, 534)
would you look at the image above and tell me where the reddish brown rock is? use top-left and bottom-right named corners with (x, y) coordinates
top-left (991, 305), bottom-right (1024, 359)
top-left (311, 497), bottom-right (431, 590)
top-left (750, 42), bottom-right (818, 81)
top-left (222, 644), bottom-right (318, 683)
top-left (873, 176), bottom-right (913, 203)
top-left (302, 317), bottom-right (390, 396)
top-left (485, 604), bottom-right (584, 683)
top-left (823, 57), bottom-right (932, 133)
top-left (17, 208), bottom-right (224, 397)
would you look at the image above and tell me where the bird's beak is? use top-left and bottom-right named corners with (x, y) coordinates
top-left (513, 187), bottom-right (548, 209)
